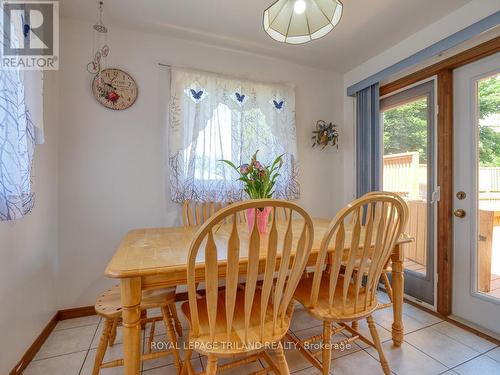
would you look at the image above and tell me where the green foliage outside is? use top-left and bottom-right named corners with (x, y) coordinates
top-left (383, 97), bottom-right (428, 163)
top-left (383, 75), bottom-right (500, 166)
top-left (478, 76), bottom-right (500, 166)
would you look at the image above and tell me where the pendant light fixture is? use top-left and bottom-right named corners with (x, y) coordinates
top-left (263, 0), bottom-right (343, 44)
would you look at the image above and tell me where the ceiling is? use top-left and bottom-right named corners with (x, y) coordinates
top-left (61, 0), bottom-right (472, 73)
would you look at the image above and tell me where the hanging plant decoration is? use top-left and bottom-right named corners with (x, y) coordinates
top-left (312, 120), bottom-right (339, 149)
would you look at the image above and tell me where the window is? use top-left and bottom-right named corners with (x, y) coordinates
top-left (168, 68), bottom-right (299, 203)
top-left (188, 103), bottom-right (232, 181)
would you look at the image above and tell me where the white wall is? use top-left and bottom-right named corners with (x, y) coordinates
top-left (0, 72), bottom-right (59, 374)
top-left (57, 18), bottom-right (344, 308)
top-left (342, 0), bottom-right (500, 204)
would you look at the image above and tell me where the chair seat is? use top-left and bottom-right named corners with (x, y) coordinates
top-left (294, 273), bottom-right (378, 322)
top-left (95, 285), bottom-right (176, 318)
top-left (181, 289), bottom-right (291, 357)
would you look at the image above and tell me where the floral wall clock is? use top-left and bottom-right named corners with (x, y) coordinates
top-left (92, 68), bottom-right (138, 110)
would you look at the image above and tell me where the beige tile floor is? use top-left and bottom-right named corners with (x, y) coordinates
top-left (25, 293), bottom-right (500, 375)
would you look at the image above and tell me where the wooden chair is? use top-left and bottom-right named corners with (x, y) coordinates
top-left (92, 286), bottom-right (182, 375)
top-left (289, 194), bottom-right (407, 375)
top-left (183, 200), bottom-right (290, 229)
top-left (182, 200), bottom-right (232, 297)
top-left (182, 201), bottom-right (229, 227)
top-left (362, 191), bottom-right (409, 307)
top-left (180, 199), bottom-right (314, 375)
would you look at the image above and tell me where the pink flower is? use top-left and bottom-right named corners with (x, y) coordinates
top-left (106, 91), bottom-right (120, 103)
top-left (253, 160), bottom-right (264, 171)
top-left (240, 164), bottom-right (250, 174)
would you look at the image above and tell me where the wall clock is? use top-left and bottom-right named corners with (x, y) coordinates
top-left (92, 68), bottom-right (138, 110)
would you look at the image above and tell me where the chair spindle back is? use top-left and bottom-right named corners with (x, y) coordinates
top-left (182, 201), bottom-right (228, 227)
top-left (310, 194), bottom-right (407, 316)
top-left (362, 191), bottom-right (409, 229)
top-left (186, 199), bottom-right (314, 344)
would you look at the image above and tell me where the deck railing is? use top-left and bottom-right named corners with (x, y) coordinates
top-left (383, 152), bottom-right (427, 272)
top-left (383, 152), bottom-right (420, 198)
top-left (401, 200), bottom-right (427, 269)
top-left (479, 167), bottom-right (500, 193)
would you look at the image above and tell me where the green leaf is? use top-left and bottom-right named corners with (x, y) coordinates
top-left (219, 159), bottom-right (240, 173)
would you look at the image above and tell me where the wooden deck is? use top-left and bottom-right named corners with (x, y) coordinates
top-left (404, 258), bottom-right (426, 275)
top-left (485, 273), bottom-right (500, 299)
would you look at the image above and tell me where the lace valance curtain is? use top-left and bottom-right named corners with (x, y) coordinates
top-left (168, 68), bottom-right (299, 203)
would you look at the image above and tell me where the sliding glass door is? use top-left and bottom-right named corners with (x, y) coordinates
top-left (380, 81), bottom-right (437, 306)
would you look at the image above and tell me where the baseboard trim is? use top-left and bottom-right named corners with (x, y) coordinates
top-left (9, 306), bottom-right (96, 375)
top-left (9, 313), bottom-right (58, 375)
top-left (57, 305), bottom-right (96, 320)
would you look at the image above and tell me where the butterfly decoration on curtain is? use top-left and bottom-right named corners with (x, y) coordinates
top-left (185, 82), bottom-right (208, 104)
top-left (191, 89), bottom-right (203, 100)
top-left (272, 99), bottom-right (285, 112)
top-left (232, 91), bottom-right (247, 106)
top-left (235, 92), bottom-right (245, 102)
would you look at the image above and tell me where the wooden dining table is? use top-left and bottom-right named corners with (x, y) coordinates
top-left (105, 218), bottom-right (412, 375)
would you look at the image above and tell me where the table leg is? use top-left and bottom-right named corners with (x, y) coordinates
top-left (391, 244), bottom-right (404, 346)
top-left (121, 277), bottom-right (142, 375)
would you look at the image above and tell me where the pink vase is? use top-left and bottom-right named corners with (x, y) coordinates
top-left (246, 207), bottom-right (271, 234)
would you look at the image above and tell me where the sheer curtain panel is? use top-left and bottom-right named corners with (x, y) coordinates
top-left (0, 7), bottom-right (44, 221)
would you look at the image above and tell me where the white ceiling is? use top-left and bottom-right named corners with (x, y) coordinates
top-left (61, 0), bottom-right (472, 73)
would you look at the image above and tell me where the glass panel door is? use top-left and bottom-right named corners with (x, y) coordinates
top-left (453, 52), bottom-right (500, 335)
top-left (380, 80), bottom-right (436, 306)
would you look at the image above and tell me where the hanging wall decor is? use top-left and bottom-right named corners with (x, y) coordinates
top-left (86, 1), bottom-right (138, 110)
top-left (312, 120), bottom-right (339, 149)
top-left (87, 1), bottom-right (109, 81)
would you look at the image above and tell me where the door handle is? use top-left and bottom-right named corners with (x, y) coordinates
top-left (431, 187), bottom-right (441, 204)
top-left (454, 209), bottom-right (466, 218)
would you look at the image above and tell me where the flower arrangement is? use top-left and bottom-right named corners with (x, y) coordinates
top-left (312, 120), bottom-right (339, 149)
top-left (220, 150), bottom-right (284, 199)
top-left (220, 151), bottom-right (284, 233)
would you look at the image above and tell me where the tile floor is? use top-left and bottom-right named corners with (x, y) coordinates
top-left (25, 293), bottom-right (500, 375)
